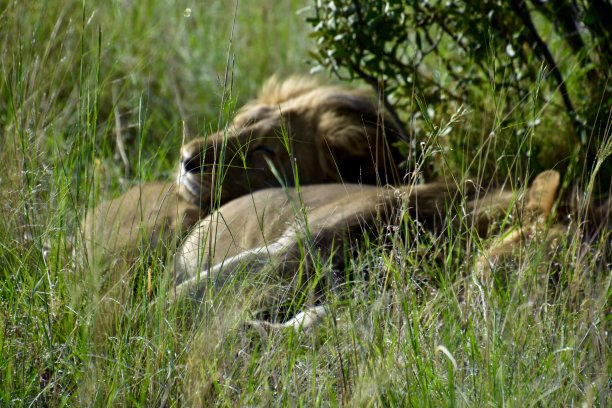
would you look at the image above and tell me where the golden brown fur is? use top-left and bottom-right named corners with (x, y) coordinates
top-left (81, 182), bottom-right (203, 338)
top-left (82, 182), bottom-right (201, 294)
top-left (475, 170), bottom-right (560, 273)
top-left (82, 77), bottom-right (405, 320)
top-left (83, 77), bottom-right (404, 278)
top-left (172, 172), bottom-right (551, 300)
top-left (177, 76), bottom-right (405, 210)
top-left (476, 176), bottom-right (612, 274)
top-left (169, 170), bottom-right (570, 334)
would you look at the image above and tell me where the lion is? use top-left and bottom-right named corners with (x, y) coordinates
top-left (172, 171), bottom-right (563, 314)
top-left (82, 77), bottom-right (407, 302)
top-left (175, 168), bottom-right (612, 332)
top-left (176, 76), bottom-right (406, 210)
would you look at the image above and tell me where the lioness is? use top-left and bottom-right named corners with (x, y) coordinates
top-left (173, 171), bottom-right (562, 311)
top-left (170, 170), bottom-right (569, 331)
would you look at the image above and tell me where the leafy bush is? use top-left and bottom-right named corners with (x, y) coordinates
top-left (308, 0), bottom-right (611, 185)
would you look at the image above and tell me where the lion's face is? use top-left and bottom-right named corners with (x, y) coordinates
top-left (177, 77), bottom-right (405, 209)
top-left (177, 104), bottom-right (320, 208)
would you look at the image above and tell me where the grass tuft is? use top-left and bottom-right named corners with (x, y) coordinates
top-left (0, 1), bottom-right (609, 406)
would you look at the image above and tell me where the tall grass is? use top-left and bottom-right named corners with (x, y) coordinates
top-left (1, 0), bottom-right (609, 406)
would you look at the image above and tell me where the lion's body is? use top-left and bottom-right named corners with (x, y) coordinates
top-left (175, 183), bottom-right (367, 282)
top-left (83, 182), bottom-right (201, 282)
top-left (170, 171), bottom-right (564, 333)
top-left (173, 178), bottom-right (529, 297)
top-left (81, 182), bottom-right (203, 338)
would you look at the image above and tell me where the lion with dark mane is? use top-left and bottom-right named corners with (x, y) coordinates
top-left (83, 77), bottom-right (406, 295)
top-left (176, 76), bottom-right (406, 209)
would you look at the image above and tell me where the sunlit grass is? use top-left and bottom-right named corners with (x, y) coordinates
top-left (0, 0), bottom-right (609, 406)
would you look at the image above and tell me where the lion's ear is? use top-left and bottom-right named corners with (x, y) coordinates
top-left (526, 170), bottom-right (560, 217)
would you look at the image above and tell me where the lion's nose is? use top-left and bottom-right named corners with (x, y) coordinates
top-left (181, 148), bottom-right (202, 174)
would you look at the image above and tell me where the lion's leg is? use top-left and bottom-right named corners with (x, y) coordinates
top-left (240, 183), bottom-right (478, 331)
top-left (171, 232), bottom-right (298, 302)
top-left (246, 305), bottom-right (329, 333)
top-left (475, 170), bottom-right (560, 274)
top-left (171, 206), bottom-right (363, 330)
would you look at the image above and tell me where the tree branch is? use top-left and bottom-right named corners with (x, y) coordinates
top-left (510, 0), bottom-right (577, 126)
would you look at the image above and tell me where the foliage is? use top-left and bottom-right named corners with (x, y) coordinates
top-left (0, 0), bottom-right (311, 404)
top-left (308, 0), bottom-right (611, 184)
top-left (0, 0), bottom-right (609, 406)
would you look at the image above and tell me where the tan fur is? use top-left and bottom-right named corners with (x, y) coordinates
top-left (177, 77), bottom-right (405, 210)
top-left (84, 78), bottom-right (404, 289)
top-left (81, 182), bottom-right (203, 338)
top-left (474, 174), bottom-right (611, 275)
top-left (254, 76), bottom-right (321, 105)
top-left (173, 171), bottom-right (563, 330)
top-left (82, 182), bottom-right (201, 291)
top-left (172, 178), bottom-right (525, 299)
top-left (475, 170), bottom-right (560, 274)
top-left (82, 77), bottom-right (406, 334)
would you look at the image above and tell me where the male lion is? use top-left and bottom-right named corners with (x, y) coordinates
top-left (177, 76), bottom-right (406, 209)
top-left (172, 171), bottom-right (563, 319)
top-left (83, 77), bottom-right (406, 299)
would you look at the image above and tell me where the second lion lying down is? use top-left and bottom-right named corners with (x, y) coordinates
top-left (172, 170), bottom-right (562, 309)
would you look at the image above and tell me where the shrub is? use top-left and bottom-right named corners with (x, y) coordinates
top-left (308, 0), bottom-right (611, 186)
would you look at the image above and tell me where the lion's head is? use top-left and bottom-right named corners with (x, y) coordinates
top-left (177, 76), bottom-right (406, 209)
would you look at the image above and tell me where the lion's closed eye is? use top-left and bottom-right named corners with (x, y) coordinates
top-left (183, 155), bottom-right (203, 173)
top-left (248, 145), bottom-right (276, 157)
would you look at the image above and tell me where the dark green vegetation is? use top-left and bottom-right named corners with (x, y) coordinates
top-left (310, 0), bottom-right (611, 186)
top-left (1, 0), bottom-right (609, 406)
